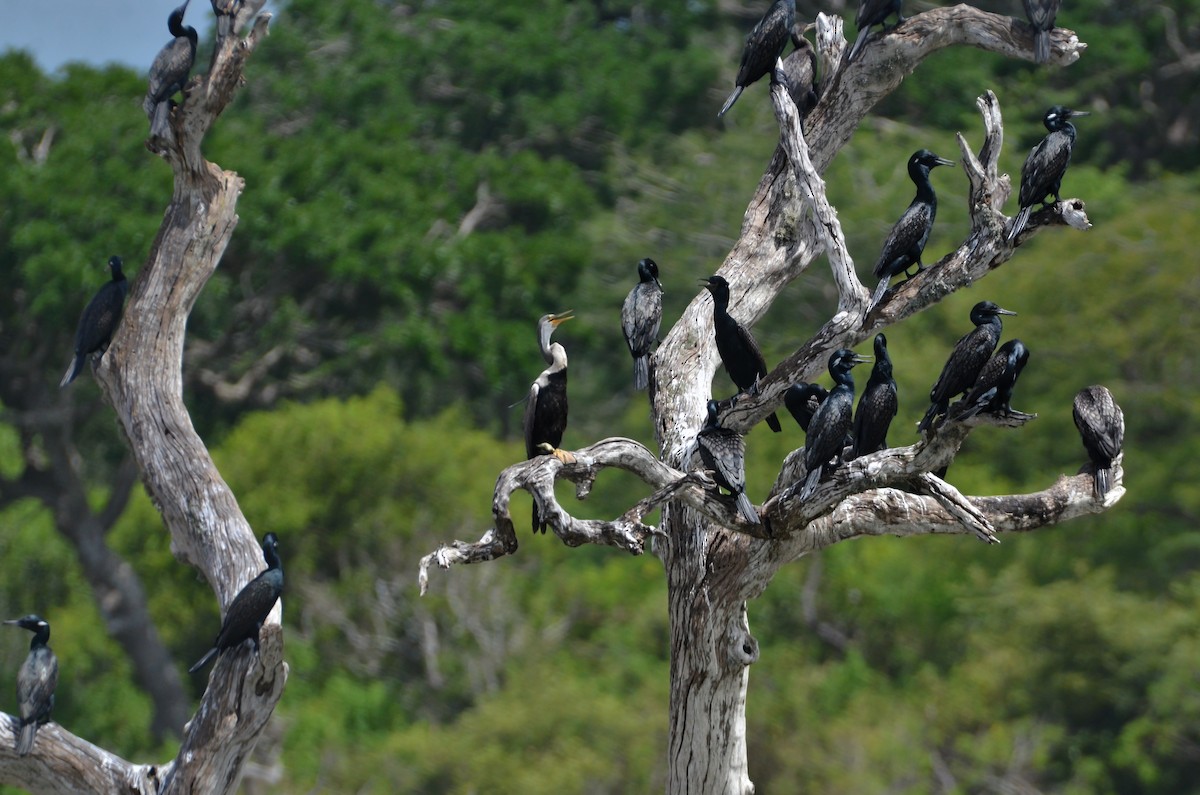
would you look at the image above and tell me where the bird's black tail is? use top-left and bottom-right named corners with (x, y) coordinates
top-left (846, 27), bottom-right (871, 63)
top-left (1033, 30), bottom-right (1051, 64)
top-left (718, 86), bottom-right (744, 119)
top-left (633, 355), bottom-right (649, 391)
top-left (869, 277), bottom-right (891, 310)
top-left (1095, 466), bottom-right (1111, 499)
top-left (736, 492), bottom-right (760, 525)
top-left (1007, 206), bottom-right (1032, 242)
top-left (799, 465), bottom-right (822, 502)
top-left (766, 411), bottom-right (782, 433)
top-left (149, 101), bottom-right (173, 140)
top-left (917, 402), bottom-right (941, 434)
top-left (60, 353), bottom-right (85, 388)
top-left (16, 720), bottom-right (36, 756)
top-left (188, 646), bottom-right (219, 674)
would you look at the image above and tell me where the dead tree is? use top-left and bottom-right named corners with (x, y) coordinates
top-left (422, 7), bottom-right (1116, 794)
top-left (0, 6), bottom-right (285, 794)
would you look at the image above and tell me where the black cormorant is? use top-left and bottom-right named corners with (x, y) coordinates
top-left (621, 258), bottom-right (663, 391)
top-left (847, 0), bottom-right (904, 63)
top-left (958, 339), bottom-right (1030, 419)
top-left (1073, 385), bottom-right (1124, 499)
top-left (777, 32), bottom-right (819, 120)
top-left (851, 333), bottom-right (898, 458)
top-left (784, 382), bottom-right (828, 433)
top-left (802, 349), bottom-right (870, 500)
top-left (143, 0), bottom-right (198, 140)
top-left (1007, 105), bottom-right (1089, 241)
top-left (1023, 0), bottom-right (1062, 64)
top-left (918, 301), bottom-right (1017, 433)
top-left (4, 615), bottom-right (57, 757)
top-left (696, 401), bottom-right (759, 524)
top-left (60, 256), bottom-right (128, 388)
top-left (718, 0), bottom-right (796, 118)
top-left (524, 311), bottom-right (574, 533)
top-left (700, 276), bottom-right (782, 433)
top-left (189, 532), bottom-right (284, 674)
top-left (870, 149), bottom-right (956, 307)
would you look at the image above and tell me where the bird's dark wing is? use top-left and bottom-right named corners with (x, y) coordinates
top-left (523, 380), bottom-right (541, 459)
top-left (874, 201), bottom-right (933, 278)
top-left (930, 327), bottom-right (994, 403)
top-left (735, 0), bottom-right (793, 87)
top-left (1023, 0), bottom-right (1060, 29)
top-left (75, 282), bottom-right (125, 354)
top-left (1019, 131), bottom-right (1072, 206)
top-left (698, 428), bottom-right (746, 494)
top-left (734, 323), bottom-right (769, 381)
top-left (17, 651), bottom-right (57, 722)
top-left (1073, 389), bottom-right (1124, 462)
top-left (622, 283), bottom-right (662, 357)
top-left (805, 393), bottom-right (852, 471)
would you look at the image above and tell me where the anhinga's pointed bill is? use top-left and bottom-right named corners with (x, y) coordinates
top-left (548, 310), bottom-right (574, 327)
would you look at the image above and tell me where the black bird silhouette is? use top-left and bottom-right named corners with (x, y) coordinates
top-left (1073, 385), bottom-right (1125, 499)
top-left (144, 0), bottom-right (198, 140)
top-left (784, 382), bottom-right (828, 433)
top-left (718, 0), bottom-right (796, 118)
top-left (5, 615), bottom-right (58, 757)
top-left (958, 339), bottom-right (1030, 419)
top-left (621, 258), bottom-right (663, 391)
top-left (189, 533), bottom-right (284, 674)
top-left (870, 149), bottom-right (956, 307)
top-left (847, 0), bottom-right (904, 63)
top-left (524, 311), bottom-right (574, 533)
top-left (701, 276), bottom-right (782, 432)
top-left (851, 334), bottom-right (898, 458)
top-left (1008, 105), bottom-right (1089, 241)
top-left (1023, 0), bottom-right (1062, 64)
top-left (696, 401), bottom-right (759, 524)
top-left (60, 256), bottom-right (128, 388)
top-left (918, 301), bottom-right (1017, 433)
top-left (802, 349), bottom-right (870, 500)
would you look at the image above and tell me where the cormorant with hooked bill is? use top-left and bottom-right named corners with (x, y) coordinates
top-left (696, 401), bottom-right (760, 524)
top-left (870, 149), bottom-right (956, 308)
top-left (60, 256), bottom-right (128, 388)
top-left (1023, 0), bottom-right (1062, 64)
top-left (1073, 385), bottom-right (1124, 499)
top-left (718, 0), bottom-right (796, 118)
top-left (701, 276), bottom-right (782, 432)
top-left (189, 532), bottom-right (284, 673)
top-left (851, 333), bottom-right (898, 458)
top-left (621, 258), bottom-right (663, 391)
top-left (847, 0), bottom-right (904, 63)
top-left (958, 339), bottom-right (1030, 419)
top-left (524, 311), bottom-right (574, 533)
top-left (802, 349), bottom-right (870, 500)
top-left (918, 301), bottom-right (1017, 433)
top-left (5, 615), bottom-right (58, 757)
top-left (784, 382), bottom-right (828, 433)
top-left (1008, 105), bottom-right (1089, 241)
top-left (144, 0), bottom-right (198, 140)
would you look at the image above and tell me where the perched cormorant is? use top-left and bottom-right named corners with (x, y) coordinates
top-left (801, 349), bottom-right (870, 500)
top-left (1023, 0), bottom-right (1062, 64)
top-left (958, 339), bottom-right (1030, 419)
top-left (621, 258), bottom-right (663, 391)
top-left (718, 0), bottom-right (796, 118)
top-left (1073, 385), bottom-right (1124, 499)
top-left (784, 382), bottom-right (828, 433)
top-left (851, 333), bottom-right (898, 458)
top-left (60, 256), bottom-right (128, 388)
top-left (1007, 105), bottom-right (1089, 242)
top-left (776, 32), bottom-right (819, 120)
top-left (918, 301), bottom-right (1017, 433)
top-left (847, 0), bottom-right (904, 63)
top-left (700, 276), bottom-right (782, 433)
top-left (696, 401), bottom-right (759, 524)
top-left (5, 615), bottom-right (57, 757)
top-left (189, 532), bottom-right (284, 674)
top-left (143, 0), bottom-right (198, 140)
top-left (524, 311), bottom-right (574, 533)
top-left (870, 149), bottom-right (956, 308)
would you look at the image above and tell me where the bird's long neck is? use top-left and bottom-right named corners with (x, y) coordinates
top-left (263, 544), bottom-right (282, 572)
top-left (911, 165), bottom-right (937, 205)
top-left (30, 627), bottom-right (49, 650)
top-left (544, 342), bottom-right (568, 375)
top-left (831, 367), bottom-right (856, 392)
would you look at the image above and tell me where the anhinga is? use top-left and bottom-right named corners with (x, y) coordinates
top-left (870, 149), bottom-right (956, 308)
top-left (847, 0), bottom-right (904, 63)
top-left (5, 615), bottom-right (58, 757)
top-left (918, 301), bottom-right (1017, 433)
top-left (524, 311), bottom-right (574, 533)
top-left (718, 0), bottom-right (796, 118)
top-left (700, 276), bottom-right (782, 432)
top-left (60, 256), bottom-right (128, 388)
top-left (621, 258), bottom-right (663, 391)
top-left (144, 0), bottom-right (198, 140)
top-left (189, 532), bottom-right (284, 673)
top-left (696, 401), bottom-right (759, 524)
top-left (851, 333), bottom-right (898, 458)
top-left (802, 349), bottom-right (870, 500)
top-left (1008, 105), bottom-right (1089, 242)
top-left (1023, 0), bottom-right (1062, 64)
top-left (958, 339), bottom-right (1030, 419)
top-left (1073, 385), bottom-right (1125, 499)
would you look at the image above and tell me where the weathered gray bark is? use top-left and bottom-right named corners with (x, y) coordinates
top-left (421, 6), bottom-right (1105, 794)
top-left (0, 7), bottom-right (286, 794)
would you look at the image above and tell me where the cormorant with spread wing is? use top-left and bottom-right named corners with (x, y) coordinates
top-left (851, 334), bottom-right (898, 458)
top-left (847, 0), bottom-right (904, 63)
top-left (1008, 105), bottom-right (1089, 241)
top-left (718, 0), bottom-right (796, 118)
top-left (1024, 0), bottom-right (1062, 64)
top-left (870, 149), bottom-right (956, 307)
top-left (802, 349), bottom-right (870, 500)
top-left (621, 258), bottom-right (663, 391)
top-left (5, 615), bottom-right (58, 756)
top-left (1073, 385), bottom-right (1124, 499)
top-left (144, 0), bottom-right (198, 140)
top-left (701, 276), bottom-right (782, 432)
top-left (189, 533), bottom-right (284, 673)
top-left (784, 382), bottom-right (828, 433)
top-left (918, 301), bottom-right (1017, 433)
top-left (696, 401), bottom-right (759, 524)
top-left (958, 339), bottom-right (1030, 419)
top-left (524, 311), bottom-right (574, 533)
top-left (60, 256), bottom-right (128, 388)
